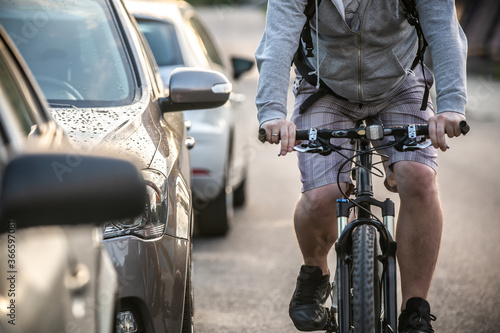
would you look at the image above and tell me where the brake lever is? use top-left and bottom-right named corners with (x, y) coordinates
top-left (293, 144), bottom-right (324, 154)
top-left (402, 140), bottom-right (449, 151)
top-left (402, 140), bottom-right (432, 151)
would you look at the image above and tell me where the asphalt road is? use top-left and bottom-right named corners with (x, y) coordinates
top-left (192, 6), bottom-right (500, 333)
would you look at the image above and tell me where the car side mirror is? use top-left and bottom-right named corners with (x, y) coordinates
top-left (231, 56), bottom-right (254, 80)
top-left (0, 153), bottom-right (146, 232)
top-left (159, 67), bottom-right (231, 112)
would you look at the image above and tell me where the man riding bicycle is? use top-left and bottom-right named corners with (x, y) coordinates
top-left (255, 0), bottom-right (467, 332)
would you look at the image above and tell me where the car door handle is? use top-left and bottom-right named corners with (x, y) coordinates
top-left (185, 136), bottom-right (195, 150)
top-left (229, 92), bottom-right (245, 104)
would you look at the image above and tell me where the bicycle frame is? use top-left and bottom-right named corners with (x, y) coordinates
top-left (272, 120), bottom-right (468, 333)
top-left (332, 137), bottom-right (398, 333)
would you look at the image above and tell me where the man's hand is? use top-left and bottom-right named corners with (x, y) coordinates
top-left (428, 111), bottom-right (467, 151)
top-left (260, 119), bottom-right (298, 156)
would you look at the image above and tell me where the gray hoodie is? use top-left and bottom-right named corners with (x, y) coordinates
top-left (255, 0), bottom-right (467, 125)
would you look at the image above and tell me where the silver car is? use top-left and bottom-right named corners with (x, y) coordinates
top-left (126, 0), bottom-right (254, 236)
top-left (0, 0), bottom-right (230, 332)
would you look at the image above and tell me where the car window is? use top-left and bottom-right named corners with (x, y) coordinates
top-left (0, 0), bottom-right (136, 108)
top-left (0, 47), bottom-right (36, 136)
top-left (188, 16), bottom-right (224, 69)
top-left (137, 19), bottom-right (184, 67)
top-left (127, 15), bottom-right (164, 98)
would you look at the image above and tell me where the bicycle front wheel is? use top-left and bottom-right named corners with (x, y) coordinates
top-left (351, 224), bottom-right (381, 333)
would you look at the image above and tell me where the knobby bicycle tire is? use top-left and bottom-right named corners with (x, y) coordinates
top-left (352, 224), bottom-right (381, 333)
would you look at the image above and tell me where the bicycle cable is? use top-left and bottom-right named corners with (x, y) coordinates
top-left (299, 131), bottom-right (409, 222)
top-left (334, 139), bottom-right (403, 223)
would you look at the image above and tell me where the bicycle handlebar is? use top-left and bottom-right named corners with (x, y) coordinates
top-left (259, 121), bottom-right (469, 143)
top-left (294, 121), bottom-right (469, 141)
top-left (259, 121), bottom-right (469, 154)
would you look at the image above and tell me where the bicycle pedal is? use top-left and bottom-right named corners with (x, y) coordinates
top-left (324, 307), bottom-right (339, 333)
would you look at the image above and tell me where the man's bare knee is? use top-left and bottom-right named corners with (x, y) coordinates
top-left (393, 162), bottom-right (437, 198)
top-left (299, 183), bottom-right (348, 218)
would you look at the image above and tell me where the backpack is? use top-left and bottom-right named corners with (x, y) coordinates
top-left (294, 0), bottom-right (429, 113)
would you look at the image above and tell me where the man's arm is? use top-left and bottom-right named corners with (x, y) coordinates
top-left (255, 0), bottom-right (308, 155)
top-left (416, 0), bottom-right (468, 150)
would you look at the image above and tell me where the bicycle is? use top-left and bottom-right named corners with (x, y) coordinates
top-left (259, 120), bottom-right (469, 333)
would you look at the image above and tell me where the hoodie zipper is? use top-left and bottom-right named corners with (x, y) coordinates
top-left (357, 34), bottom-right (362, 101)
top-left (356, 0), bottom-right (372, 102)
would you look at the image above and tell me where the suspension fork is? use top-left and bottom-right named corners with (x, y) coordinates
top-left (335, 197), bottom-right (397, 333)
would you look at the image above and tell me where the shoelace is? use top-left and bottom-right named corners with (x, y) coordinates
top-left (294, 279), bottom-right (323, 305)
top-left (408, 308), bottom-right (437, 330)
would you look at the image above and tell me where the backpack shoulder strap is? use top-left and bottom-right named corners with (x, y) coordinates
top-left (400, 0), bottom-right (430, 110)
top-left (301, 0), bottom-right (321, 57)
top-left (293, 0), bottom-right (348, 112)
top-left (304, 0), bottom-right (318, 19)
top-left (400, 0), bottom-right (427, 67)
top-left (400, 0), bottom-right (417, 18)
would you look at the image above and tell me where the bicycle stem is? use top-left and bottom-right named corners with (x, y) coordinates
top-left (356, 139), bottom-right (374, 198)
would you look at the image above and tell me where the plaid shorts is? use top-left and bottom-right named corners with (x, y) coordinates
top-left (291, 65), bottom-right (438, 193)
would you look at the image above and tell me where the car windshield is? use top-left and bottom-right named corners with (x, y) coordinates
top-left (0, 0), bottom-right (136, 107)
top-left (136, 18), bottom-right (184, 67)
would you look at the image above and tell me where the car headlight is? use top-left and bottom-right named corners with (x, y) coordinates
top-left (102, 170), bottom-right (167, 240)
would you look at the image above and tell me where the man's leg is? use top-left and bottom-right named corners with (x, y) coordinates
top-left (293, 183), bottom-right (348, 275)
top-left (288, 76), bottom-right (356, 331)
top-left (393, 161), bottom-right (443, 308)
top-left (288, 182), bottom-right (347, 331)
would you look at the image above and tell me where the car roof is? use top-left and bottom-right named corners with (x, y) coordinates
top-left (125, 0), bottom-right (215, 69)
top-left (125, 0), bottom-right (192, 23)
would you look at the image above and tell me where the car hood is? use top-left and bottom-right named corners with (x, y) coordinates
top-left (49, 97), bottom-right (154, 169)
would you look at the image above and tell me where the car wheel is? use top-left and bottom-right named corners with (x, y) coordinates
top-left (182, 256), bottom-right (194, 333)
top-left (196, 181), bottom-right (233, 236)
top-left (233, 177), bottom-right (246, 207)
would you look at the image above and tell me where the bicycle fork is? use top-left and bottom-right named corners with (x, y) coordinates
top-left (328, 197), bottom-right (398, 333)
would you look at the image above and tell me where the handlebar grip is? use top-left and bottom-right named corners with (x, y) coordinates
top-left (259, 128), bottom-right (312, 142)
top-left (258, 128), bottom-right (266, 143)
top-left (296, 130), bottom-right (310, 140)
top-left (416, 121), bottom-right (470, 136)
top-left (416, 125), bottom-right (429, 136)
top-left (459, 120), bottom-right (470, 135)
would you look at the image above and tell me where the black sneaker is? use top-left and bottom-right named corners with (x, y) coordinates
top-left (398, 297), bottom-right (437, 333)
top-left (289, 265), bottom-right (331, 331)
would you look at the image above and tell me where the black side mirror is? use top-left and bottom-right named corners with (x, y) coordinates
top-left (0, 153), bottom-right (146, 232)
top-left (160, 67), bottom-right (231, 112)
top-left (231, 56), bottom-right (254, 80)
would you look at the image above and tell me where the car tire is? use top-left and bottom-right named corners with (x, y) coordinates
top-left (233, 177), bottom-right (246, 207)
top-left (195, 141), bottom-right (234, 236)
top-left (196, 181), bottom-right (233, 236)
top-left (182, 256), bottom-right (194, 333)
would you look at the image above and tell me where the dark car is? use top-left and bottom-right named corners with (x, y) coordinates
top-left (0, 1), bottom-right (231, 332)
top-left (0, 24), bottom-right (146, 333)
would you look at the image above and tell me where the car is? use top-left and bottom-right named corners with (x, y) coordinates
top-left (0, 23), bottom-right (146, 333)
top-left (125, 0), bottom-right (255, 236)
top-left (0, 1), bottom-right (231, 332)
